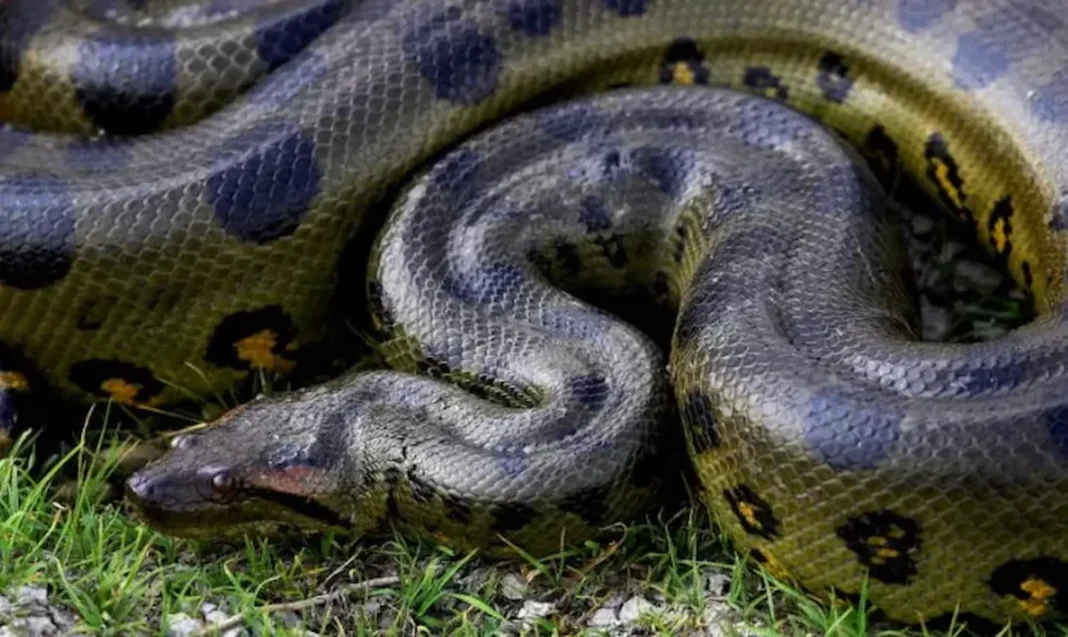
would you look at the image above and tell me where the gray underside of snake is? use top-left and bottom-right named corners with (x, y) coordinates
top-left (1, 0), bottom-right (1068, 627)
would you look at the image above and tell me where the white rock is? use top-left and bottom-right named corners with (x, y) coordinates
top-left (15, 586), bottom-right (47, 606)
top-left (500, 573), bottom-right (528, 601)
top-left (587, 607), bottom-right (619, 628)
top-left (165, 612), bottom-right (204, 637)
top-left (618, 596), bottom-right (657, 624)
top-left (515, 600), bottom-right (555, 621)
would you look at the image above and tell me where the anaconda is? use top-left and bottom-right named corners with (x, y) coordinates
top-left (1, 0), bottom-right (1066, 627)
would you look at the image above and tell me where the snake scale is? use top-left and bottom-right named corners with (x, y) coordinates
top-left (2, 0), bottom-right (1068, 627)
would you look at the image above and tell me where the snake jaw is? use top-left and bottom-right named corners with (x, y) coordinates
top-left (125, 395), bottom-right (357, 538)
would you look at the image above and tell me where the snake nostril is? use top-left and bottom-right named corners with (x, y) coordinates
top-left (125, 474), bottom-right (154, 501)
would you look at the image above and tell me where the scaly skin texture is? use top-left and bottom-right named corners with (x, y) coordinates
top-left (1, 0), bottom-right (1067, 627)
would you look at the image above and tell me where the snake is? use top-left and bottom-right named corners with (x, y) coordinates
top-left (2, 0), bottom-right (1068, 628)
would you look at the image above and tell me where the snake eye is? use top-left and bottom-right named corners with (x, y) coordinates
top-left (170, 434), bottom-right (196, 450)
top-left (210, 470), bottom-right (236, 496)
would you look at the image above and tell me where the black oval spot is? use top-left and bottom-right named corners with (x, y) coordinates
top-left (72, 32), bottom-right (177, 135)
top-left (0, 175), bottom-right (76, 290)
top-left (205, 120), bottom-right (321, 243)
top-left (400, 6), bottom-right (501, 104)
top-left (835, 509), bottom-right (921, 585)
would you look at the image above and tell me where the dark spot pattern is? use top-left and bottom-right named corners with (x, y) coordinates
top-left (0, 175), bottom-right (75, 290)
top-left (254, 0), bottom-right (345, 70)
top-left (862, 125), bottom-right (899, 186)
top-left (1033, 70), bottom-right (1068, 122)
top-left (742, 66), bottom-right (788, 101)
top-left (659, 38), bottom-right (709, 85)
top-left (536, 105), bottom-right (603, 142)
top-left (896, 0), bottom-right (955, 32)
top-left (568, 374), bottom-right (609, 412)
top-left (443, 263), bottom-right (527, 305)
top-left (816, 53), bottom-right (853, 102)
top-left (987, 195), bottom-right (1014, 256)
top-left (681, 391), bottom-right (720, 453)
top-left (489, 501), bottom-right (536, 533)
top-left (723, 484), bottom-right (780, 539)
top-left (557, 484), bottom-right (611, 524)
top-left (1050, 195), bottom-right (1068, 232)
top-left (633, 146), bottom-right (693, 197)
top-left (204, 305), bottom-right (299, 370)
top-left (406, 468), bottom-right (437, 504)
top-left (400, 6), bottom-right (502, 104)
top-left (68, 359), bottom-right (165, 404)
top-left (924, 133), bottom-right (972, 222)
top-left (206, 120), bottom-right (320, 243)
top-left (494, 445), bottom-right (528, 477)
top-left (0, 0), bottom-right (57, 92)
top-left (505, 0), bottom-right (561, 37)
top-left (440, 491), bottom-right (473, 524)
top-left (1045, 405), bottom-right (1068, 458)
top-left (835, 509), bottom-right (920, 585)
top-left (579, 197), bottom-right (612, 232)
top-left (596, 235), bottom-right (628, 268)
top-left (803, 393), bottom-right (900, 470)
top-left (951, 31), bottom-right (1009, 90)
top-left (431, 148), bottom-right (483, 207)
top-left (989, 556), bottom-right (1068, 616)
top-left (72, 32), bottom-right (178, 135)
top-left (604, 0), bottom-right (647, 17)
top-left (951, 4), bottom-right (1062, 90)
top-left (553, 241), bottom-right (581, 277)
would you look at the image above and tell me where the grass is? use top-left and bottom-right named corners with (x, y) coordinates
top-left (0, 199), bottom-right (1063, 636)
top-left (2, 413), bottom-right (1066, 636)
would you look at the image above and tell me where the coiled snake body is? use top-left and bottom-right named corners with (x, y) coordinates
top-left (2, 0), bottom-right (1068, 626)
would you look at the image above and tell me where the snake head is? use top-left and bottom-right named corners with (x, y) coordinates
top-left (125, 391), bottom-right (358, 540)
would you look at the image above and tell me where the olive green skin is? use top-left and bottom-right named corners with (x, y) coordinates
top-left (3, 0), bottom-right (1068, 628)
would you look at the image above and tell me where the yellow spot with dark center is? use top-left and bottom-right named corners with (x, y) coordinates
top-left (737, 501), bottom-right (761, 529)
top-left (933, 161), bottom-right (964, 209)
top-left (1019, 578), bottom-right (1056, 617)
top-left (100, 378), bottom-right (141, 405)
top-left (0, 371), bottom-right (29, 392)
top-left (992, 216), bottom-right (1009, 253)
top-left (672, 63), bottom-right (695, 85)
top-left (235, 329), bottom-right (295, 373)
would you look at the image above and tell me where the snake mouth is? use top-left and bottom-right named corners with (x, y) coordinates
top-left (124, 472), bottom-right (349, 538)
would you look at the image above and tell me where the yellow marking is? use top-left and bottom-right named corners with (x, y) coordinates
top-left (870, 556), bottom-right (885, 565)
top-left (875, 547), bottom-right (899, 559)
top-left (737, 502), bottom-right (761, 528)
top-left (886, 525), bottom-right (906, 539)
top-left (1019, 578), bottom-right (1056, 617)
top-left (0, 371), bottom-right (29, 392)
top-left (235, 329), bottom-right (296, 373)
top-left (672, 63), bottom-right (695, 85)
top-left (100, 378), bottom-right (141, 405)
top-left (933, 161), bottom-right (964, 209)
top-left (756, 549), bottom-right (789, 580)
top-left (867, 535), bottom-right (887, 546)
top-left (431, 530), bottom-right (450, 545)
top-left (992, 216), bottom-right (1009, 253)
